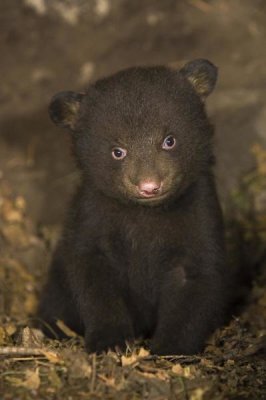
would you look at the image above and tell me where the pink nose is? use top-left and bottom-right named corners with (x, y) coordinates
top-left (138, 180), bottom-right (162, 197)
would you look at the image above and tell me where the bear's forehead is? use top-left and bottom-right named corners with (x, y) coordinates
top-left (81, 95), bottom-right (189, 140)
top-left (77, 66), bottom-right (205, 142)
top-left (92, 66), bottom-right (192, 103)
top-left (84, 69), bottom-right (196, 116)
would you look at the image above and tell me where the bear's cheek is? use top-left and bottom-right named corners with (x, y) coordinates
top-left (120, 167), bottom-right (183, 203)
top-left (120, 176), bottom-right (139, 199)
top-left (100, 167), bottom-right (131, 200)
top-left (151, 158), bottom-right (183, 198)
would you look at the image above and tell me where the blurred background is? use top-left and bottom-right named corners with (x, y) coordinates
top-left (0, 0), bottom-right (265, 224)
top-left (0, 2), bottom-right (265, 398)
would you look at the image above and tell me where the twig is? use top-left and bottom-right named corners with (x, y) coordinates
top-left (90, 353), bottom-right (97, 392)
top-left (144, 354), bottom-right (202, 363)
top-left (0, 347), bottom-right (44, 356)
top-left (0, 346), bottom-right (59, 360)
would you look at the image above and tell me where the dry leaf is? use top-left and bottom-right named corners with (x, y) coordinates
top-left (2, 224), bottom-right (30, 247)
top-left (5, 324), bottom-right (17, 336)
top-left (172, 363), bottom-right (184, 375)
top-left (226, 359), bottom-right (235, 366)
top-left (200, 358), bottom-right (214, 368)
top-left (56, 319), bottom-right (78, 337)
top-left (190, 387), bottom-right (207, 400)
top-left (1, 199), bottom-right (23, 223)
top-left (63, 349), bottom-right (92, 379)
top-left (41, 350), bottom-right (61, 364)
top-left (137, 371), bottom-right (155, 380)
top-left (71, 360), bottom-right (92, 379)
top-left (0, 327), bottom-right (7, 345)
top-left (23, 368), bottom-right (40, 390)
top-left (6, 259), bottom-right (33, 281)
top-left (48, 368), bottom-right (62, 389)
top-left (183, 366), bottom-right (196, 378)
top-left (155, 370), bottom-right (169, 381)
top-left (15, 196), bottom-right (26, 211)
top-left (98, 374), bottom-right (116, 387)
top-left (121, 347), bottom-right (149, 367)
top-left (172, 364), bottom-right (196, 378)
top-left (121, 352), bottom-right (138, 367)
top-left (5, 376), bottom-right (25, 387)
top-left (20, 327), bottom-right (44, 347)
top-left (24, 293), bottom-right (38, 314)
top-left (107, 350), bottom-right (120, 362)
top-left (251, 143), bottom-right (266, 175)
top-left (138, 347), bottom-right (150, 358)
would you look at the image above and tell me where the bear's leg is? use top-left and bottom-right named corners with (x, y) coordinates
top-left (70, 256), bottom-right (134, 353)
top-left (83, 291), bottom-right (134, 354)
top-left (150, 266), bottom-right (226, 355)
top-left (37, 263), bottom-right (83, 338)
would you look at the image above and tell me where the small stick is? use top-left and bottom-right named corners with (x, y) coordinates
top-left (90, 353), bottom-right (97, 392)
top-left (144, 354), bottom-right (202, 362)
top-left (0, 346), bottom-right (58, 359)
top-left (0, 347), bottom-right (43, 356)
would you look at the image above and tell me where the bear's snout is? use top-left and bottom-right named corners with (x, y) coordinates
top-left (137, 180), bottom-right (162, 198)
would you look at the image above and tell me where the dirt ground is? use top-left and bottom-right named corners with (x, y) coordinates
top-left (0, 1), bottom-right (265, 399)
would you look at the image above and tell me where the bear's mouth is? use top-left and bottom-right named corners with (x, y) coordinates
top-left (135, 190), bottom-right (170, 203)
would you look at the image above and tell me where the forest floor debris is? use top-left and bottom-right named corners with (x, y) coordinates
top-left (0, 150), bottom-right (265, 399)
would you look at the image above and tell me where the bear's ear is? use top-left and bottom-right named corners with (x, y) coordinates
top-left (180, 59), bottom-right (218, 99)
top-left (49, 91), bottom-right (84, 130)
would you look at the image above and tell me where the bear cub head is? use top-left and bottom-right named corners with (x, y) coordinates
top-left (49, 59), bottom-right (217, 206)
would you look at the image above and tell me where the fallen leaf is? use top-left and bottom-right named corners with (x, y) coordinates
top-left (121, 347), bottom-right (149, 367)
top-left (121, 352), bottom-right (138, 367)
top-left (23, 368), bottom-right (40, 390)
top-left (98, 374), bottom-right (116, 387)
top-left (24, 293), bottom-right (38, 314)
top-left (5, 259), bottom-right (33, 281)
top-left (48, 368), bottom-right (62, 389)
top-left (20, 327), bottom-right (44, 347)
top-left (171, 364), bottom-right (196, 378)
top-left (226, 359), bottom-right (235, 366)
top-left (138, 347), bottom-right (150, 358)
top-left (1, 199), bottom-right (23, 223)
top-left (41, 350), bottom-right (61, 364)
top-left (2, 224), bottom-right (30, 247)
top-left (190, 387), bottom-right (207, 400)
top-left (63, 349), bottom-right (92, 379)
top-left (0, 327), bottom-right (7, 345)
top-left (183, 366), bottom-right (196, 378)
top-left (155, 370), bottom-right (169, 381)
top-left (15, 196), bottom-right (26, 211)
top-left (5, 324), bottom-right (17, 337)
top-left (172, 363), bottom-right (184, 375)
top-left (56, 319), bottom-right (78, 337)
top-left (200, 358), bottom-right (214, 368)
top-left (137, 371), bottom-right (156, 380)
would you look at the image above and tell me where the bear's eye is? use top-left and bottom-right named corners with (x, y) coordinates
top-left (162, 135), bottom-right (176, 150)
top-left (112, 147), bottom-right (127, 160)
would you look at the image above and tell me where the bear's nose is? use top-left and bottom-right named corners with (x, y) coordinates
top-left (137, 180), bottom-right (162, 198)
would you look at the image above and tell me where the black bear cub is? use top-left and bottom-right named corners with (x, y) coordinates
top-left (38, 59), bottom-right (229, 355)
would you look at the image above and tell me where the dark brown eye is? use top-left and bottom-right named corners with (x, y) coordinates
top-left (112, 147), bottom-right (127, 160)
top-left (162, 135), bottom-right (176, 150)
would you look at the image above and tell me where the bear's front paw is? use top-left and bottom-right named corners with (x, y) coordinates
top-left (85, 323), bottom-right (133, 354)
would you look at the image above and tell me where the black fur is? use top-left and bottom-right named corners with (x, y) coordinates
top-left (38, 60), bottom-right (230, 355)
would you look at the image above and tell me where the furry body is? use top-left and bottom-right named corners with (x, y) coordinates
top-left (38, 60), bottom-right (229, 354)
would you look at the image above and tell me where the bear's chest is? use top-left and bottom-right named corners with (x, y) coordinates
top-left (104, 226), bottom-right (164, 334)
top-left (102, 214), bottom-right (184, 301)
top-left (96, 208), bottom-right (190, 335)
